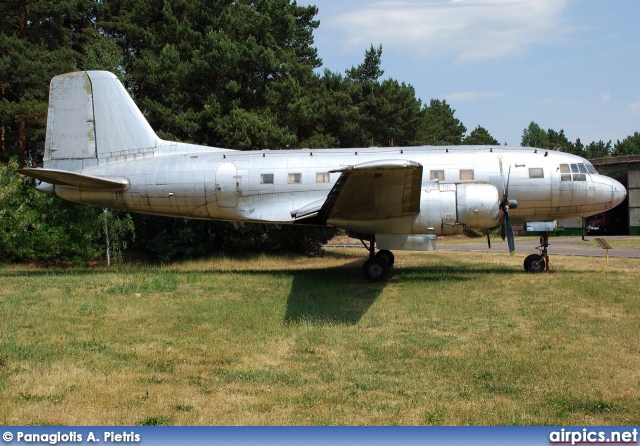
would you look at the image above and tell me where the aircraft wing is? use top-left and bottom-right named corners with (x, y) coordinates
top-left (16, 168), bottom-right (130, 191)
top-left (315, 160), bottom-right (423, 222)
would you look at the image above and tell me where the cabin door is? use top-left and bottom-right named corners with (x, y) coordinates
top-left (216, 162), bottom-right (238, 208)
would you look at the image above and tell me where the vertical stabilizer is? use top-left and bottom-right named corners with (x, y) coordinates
top-left (45, 71), bottom-right (161, 168)
top-left (88, 71), bottom-right (160, 158)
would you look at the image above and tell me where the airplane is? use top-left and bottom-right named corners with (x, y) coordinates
top-left (17, 71), bottom-right (627, 281)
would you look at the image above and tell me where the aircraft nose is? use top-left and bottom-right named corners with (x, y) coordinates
top-left (611, 177), bottom-right (627, 208)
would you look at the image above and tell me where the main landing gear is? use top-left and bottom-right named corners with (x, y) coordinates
top-left (358, 234), bottom-right (394, 282)
top-left (524, 232), bottom-right (550, 273)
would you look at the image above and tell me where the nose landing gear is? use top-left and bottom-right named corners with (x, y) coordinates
top-left (524, 232), bottom-right (550, 273)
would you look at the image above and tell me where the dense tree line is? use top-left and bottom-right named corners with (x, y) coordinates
top-left (521, 121), bottom-right (639, 158)
top-left (1, 0), bottom-right (638, 263)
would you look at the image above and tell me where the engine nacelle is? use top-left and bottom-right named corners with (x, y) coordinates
top-left (412, 183), bottom-right (500, 235)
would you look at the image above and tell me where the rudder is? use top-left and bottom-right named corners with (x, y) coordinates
top-left (45, 71), bottom-right (161, 170)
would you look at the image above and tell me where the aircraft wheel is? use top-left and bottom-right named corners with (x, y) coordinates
top-left (524, 254), bottom-right (546, 273)
top-left (375, 249), bottom-right (395, 266)
top-left (363, 257), bottom-right (390, 282)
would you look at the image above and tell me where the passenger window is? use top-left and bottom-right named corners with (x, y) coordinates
top-left (316, 172), bottom-right (330, 183)
top-left (529, 168), bottom-right (544, 179)
top-left (559, 164), bottom-right (571, 182)
top-left (260, 174), bottom-right (274, 184)
top-left (430, 170), bottom-right (444, 181)
top-left (288, 173), bottom-right (302, 184)
top-left (459, 169), bottom-right (474, 180)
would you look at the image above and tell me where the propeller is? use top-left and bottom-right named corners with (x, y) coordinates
top-left (498, 158), bottom-right (518, 256)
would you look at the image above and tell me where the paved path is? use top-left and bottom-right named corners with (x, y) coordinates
top-left (326, 236), bottom-right (640, 258)
top-left (437, 236), bottom-right (640, 258)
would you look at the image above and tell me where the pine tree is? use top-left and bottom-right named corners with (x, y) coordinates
top-left (612, 132), bottom-right (640, 156)
top-left (100, 0), bottom-right (321, 150)
top-left (521, 121), bottom-right (549, 149)
top-left (462, 125), bottom-right (499, 145)
top-left (0, 0), bottom-right (98, 166)
top-left (416, 99), bottom-right (466, 146)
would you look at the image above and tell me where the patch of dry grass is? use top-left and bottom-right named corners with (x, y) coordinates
top-left (1, 250), bottom-right (639, 425)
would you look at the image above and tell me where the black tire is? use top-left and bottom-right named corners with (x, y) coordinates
top-left (375, 249), bottom-right (395, 266)
top-left (362, 257), bottom-right (390, 282)
top-left (524, 254), bottom-right (546, 273)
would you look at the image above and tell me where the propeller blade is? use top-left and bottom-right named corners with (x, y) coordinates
top-left (504, 165), bottom-right (511, 201)
top-left (499, 158), bottom-right (505, 197)
top-left (498, 157), bottom-right (515, 254)
top-left (486, 230), bottom-right (492, 249)
top-left (504, 210), bottom-right (516, 255)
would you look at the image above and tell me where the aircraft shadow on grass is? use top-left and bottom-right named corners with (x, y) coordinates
top-left (282, 257), bottom-right (519, 325)
top-left (283, 259), bottom-right (381, 325)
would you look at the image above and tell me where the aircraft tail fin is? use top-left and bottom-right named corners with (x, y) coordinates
top-left (45, 71), bottom-right (161, 170)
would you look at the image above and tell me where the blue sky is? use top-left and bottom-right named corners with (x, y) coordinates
top-left (297, 0), bottom-right (640, 147)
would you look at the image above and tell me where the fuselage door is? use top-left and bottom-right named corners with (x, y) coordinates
top-left (216, 162), bottom-right (239, 208)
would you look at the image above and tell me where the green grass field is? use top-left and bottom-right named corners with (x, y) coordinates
top-left (1, 250), bottom-right (639, 425)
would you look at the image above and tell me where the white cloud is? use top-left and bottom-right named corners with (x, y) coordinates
top-left (629, 101), bottom-right (640, 112)
top-left (327, 0), bottom-right (570, 62)
top-left (537, 97), bottom-right (572, 106)
top-left (443, 91), bottom-right (505, 102)
top-left (600, 91), bottom-right (612, 104)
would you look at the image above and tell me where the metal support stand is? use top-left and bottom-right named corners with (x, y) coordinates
top-left (103, 208), bottom-right (111, 267)
top-left (595, 237), bottom-right (612, 271)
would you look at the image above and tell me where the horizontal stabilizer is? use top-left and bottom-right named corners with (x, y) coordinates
top-left (16, 168), bottom-right (129, 191)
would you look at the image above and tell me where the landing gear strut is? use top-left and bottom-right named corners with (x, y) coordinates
top-left (359, 234), bottom-right (393, 282)
top-left (524, 232), bottom-right (550, 273)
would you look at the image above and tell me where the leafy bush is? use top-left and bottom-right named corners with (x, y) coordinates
top-left (130, 214), bottom-right (337, 262)
top-left (0, 159), bottom-right (103, 262)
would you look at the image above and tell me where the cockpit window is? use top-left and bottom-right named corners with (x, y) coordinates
top-left (559, 163), bottom-right (586, 181)
top-left (584, 162), bottom-right (597, 174)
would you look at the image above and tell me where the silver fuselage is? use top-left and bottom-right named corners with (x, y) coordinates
top-left (40, 145), bottom-right (626, 236)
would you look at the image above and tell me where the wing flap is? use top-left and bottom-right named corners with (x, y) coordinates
top-left (291, 198), bottom-right (325, 220)
top-left (16, 168), bottom-right (129, 191)
top-left (319, 160), bottom-right (423, 222)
